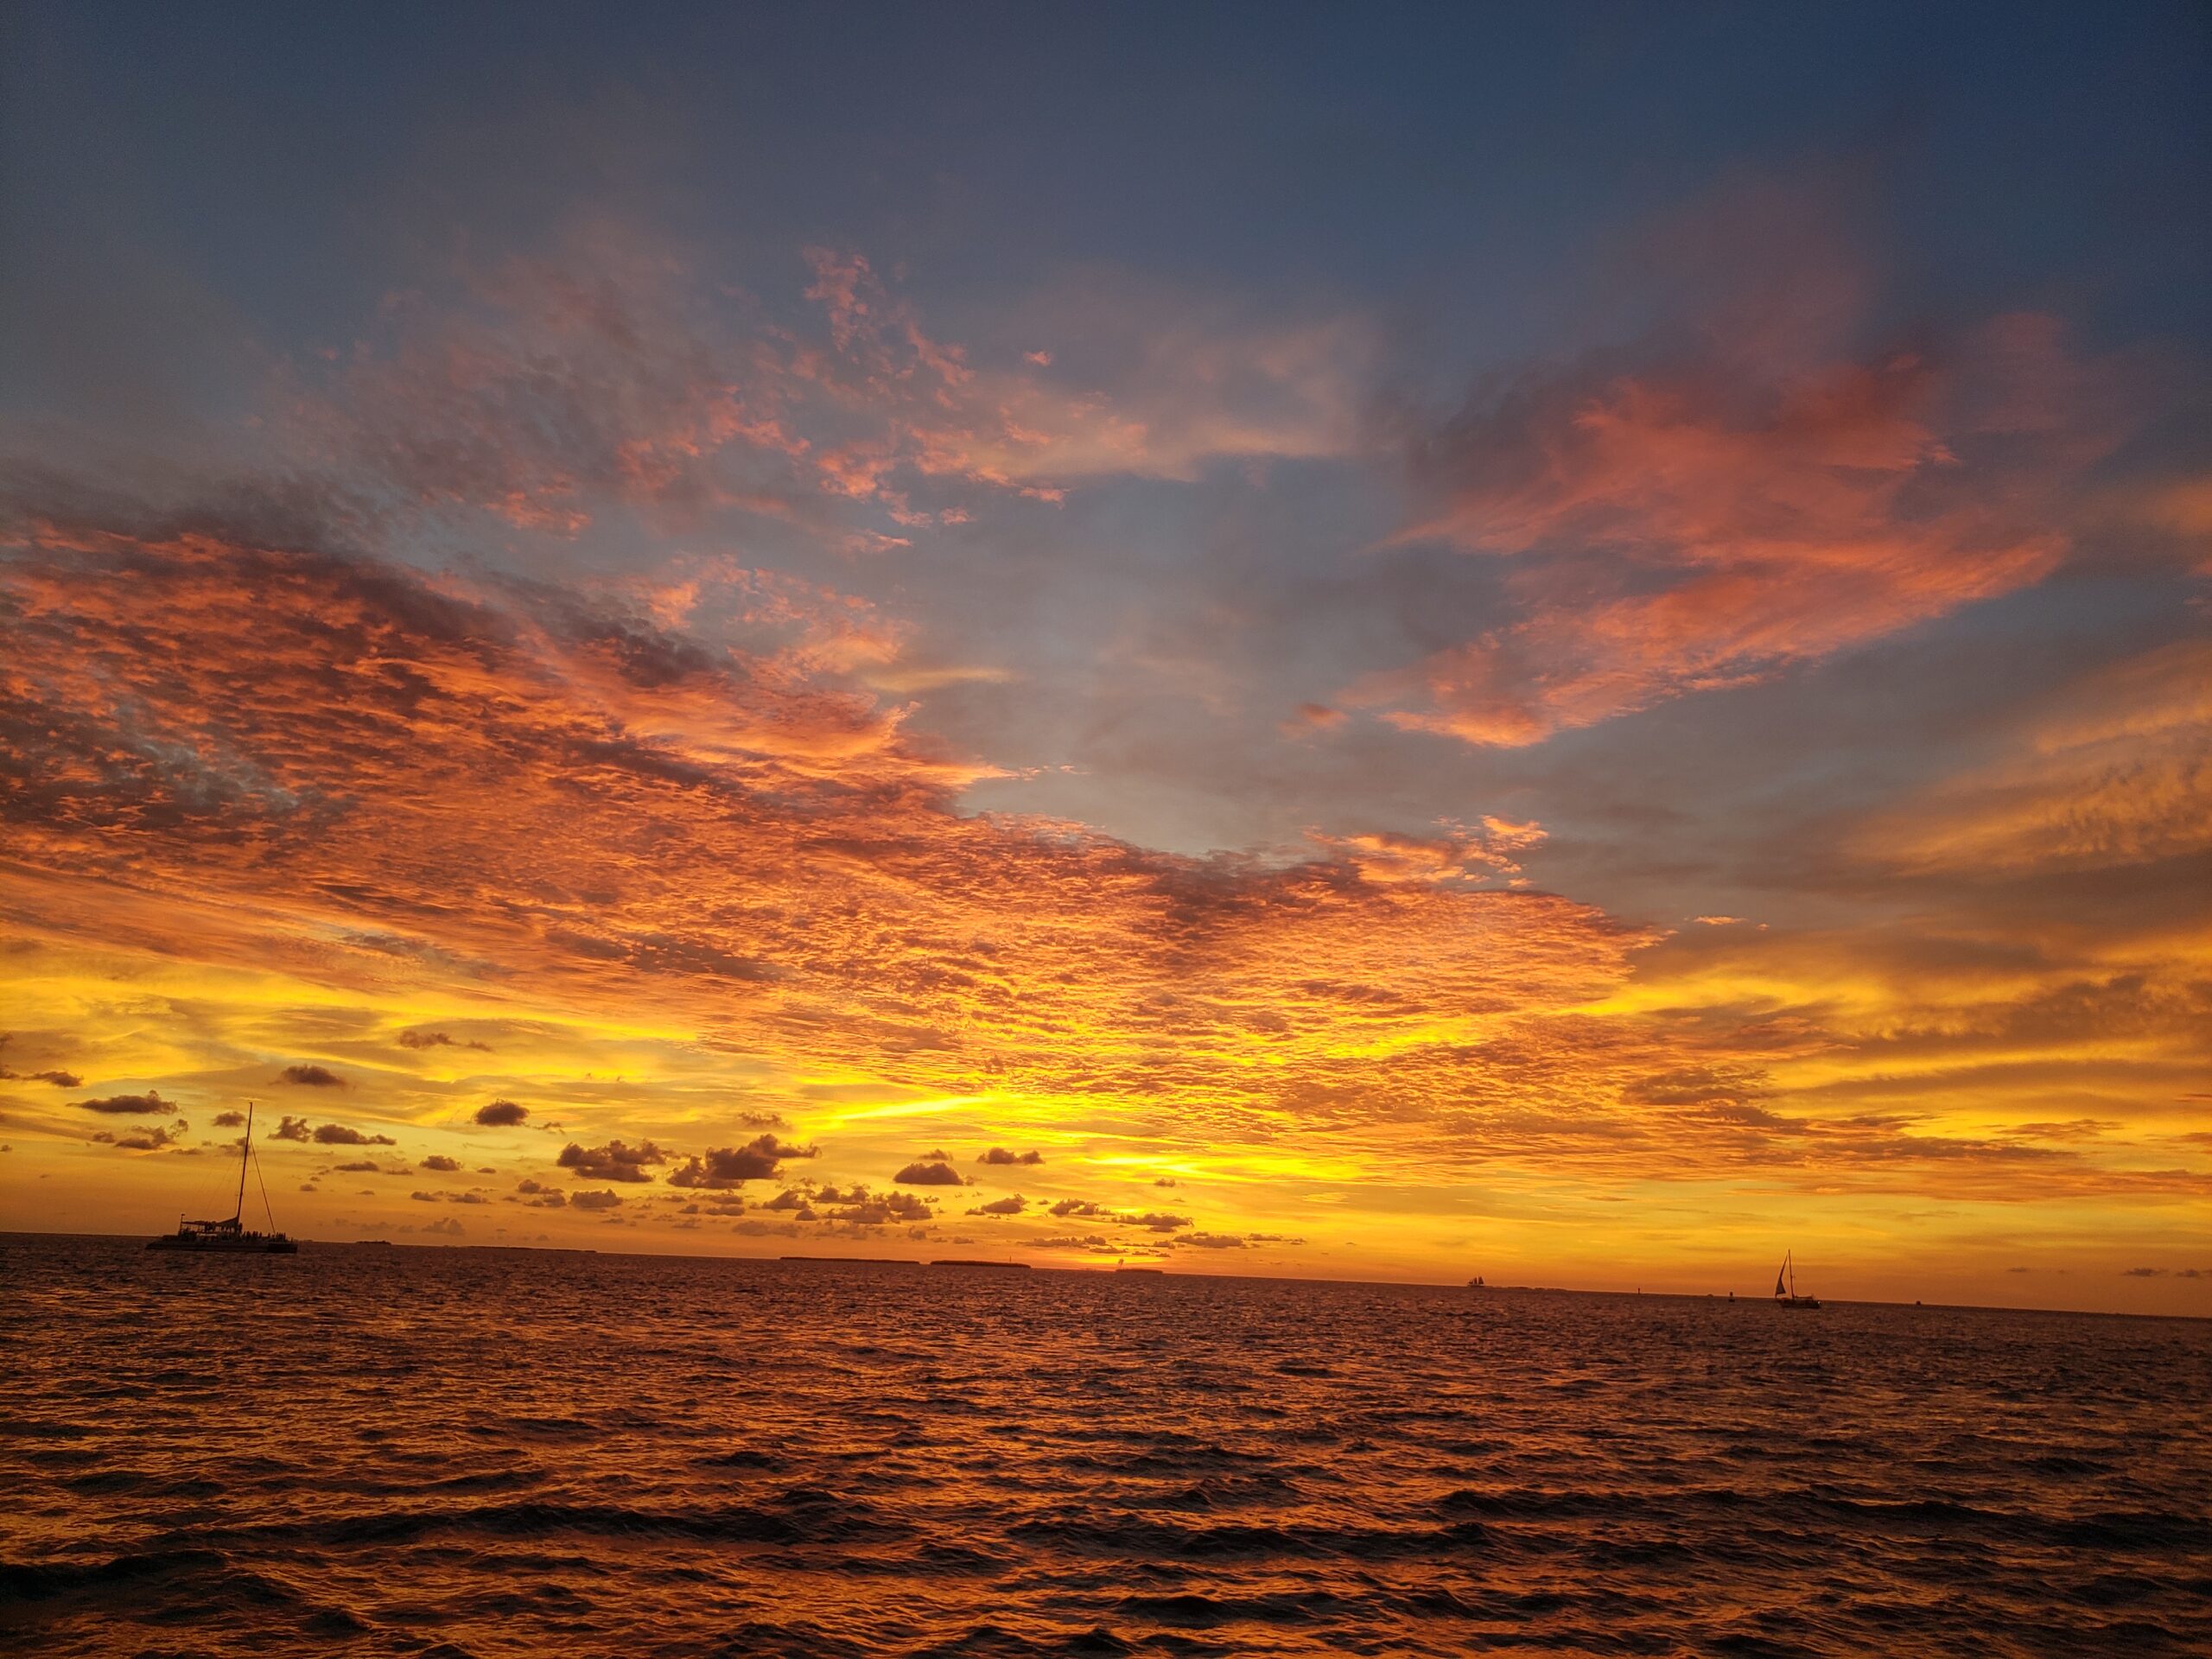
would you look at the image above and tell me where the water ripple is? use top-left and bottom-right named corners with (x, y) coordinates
top-left (1, 1236), bottom-right (2207, 1657)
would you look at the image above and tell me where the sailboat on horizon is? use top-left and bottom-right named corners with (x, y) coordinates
top-left (147, 1102), bottom-right (298, 1254)
top-left (1773, 1249), bottom-right (1819, 1308)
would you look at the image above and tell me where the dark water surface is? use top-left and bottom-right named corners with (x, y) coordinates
top-left (3, 1236), bottom-right (2206, 1657)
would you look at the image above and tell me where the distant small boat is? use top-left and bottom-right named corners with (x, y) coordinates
top-left (1773, 1250), bottom-right (1819, 1308)
top-left (1467, 1275), bottom-right (1486, 1287)
top-left (147, 1102), bottom-right (297, 1254)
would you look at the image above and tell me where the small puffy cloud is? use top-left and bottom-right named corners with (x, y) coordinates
top-left (423, 1217), bottom-right (465, 1236)
top-left (557, 1139), bottom-right (668, 1182)
top-left (474, 1099), bottom-right (529, 1126)
top-left (667, 1134), bottom-right (817, 1188)
top-left (976, 1147), bottom-right (1044, 1166)
top-left (213, 1110), bottom-right (246, 1127)
top-left (514, 1179), bottom-right (568, 1208)
top-left (1050, 1198), bottom-right (1109, 1218)
top-left (314, 1122), bottom-right (396, 1146)
top-left (968, 1194), bottom-right (1027, 1216)
top-left (78, 1090), bottom-right (176, 1116)
top-left (334, 1160), bottom-right (381, 1173)
top-left (419, 1154), bottom-right (462, 1172)
top-left (1125, 1211), bottom-right (1192, 1233)
top-left (270, 1116), bottom-right (312, 1141)
top-left (1282, 701), bottom-right (1347, 735)
top-left (1173, 1232), bottom-right (1248, 1249)
top-left (894, 1151), bottom-right (965, 1185)
top-left (277, 1064), bottom-right (346, 1088)
top-left (569, 1189), bottom-right (623, 1211)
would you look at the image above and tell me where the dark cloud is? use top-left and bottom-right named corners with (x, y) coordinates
top-left (313, 1122), bottom-right (396, 1146)
top-left (270, 1115), bottom-right (313, 1141)
top-left (92, 1122), bottom-right (188, 1151)
top-left (976, 1147), bottom-right (1044, 1166)
top-left (419, 1154), bottom-right (462, 1172)
top-left (968, 1194), bottom-right (1027, 1216)
top-left (1173, 1232), bottom-right (1248, 1249)
top-left (557, 1138), bottom-right (668, 1181)
top-left (1050, 1198), bottom-right (1109, 1218)
top-left (0, 1037), bottom-right (79, 1089)
top-left (277, 1063), bottom-right (346, 1087)
top-left (474, 1098), bottom-right (529, 1126)
top-left (894, 1151), bottom-right (965, 1185)
top-left (334, 1160), bottom-right (381, 1172)
top-left (212, 1110), bottom-right (245, 1127)
top-left (569, 1188), bottom-right (623, 1211)
top-left (78, 1090), bottom-right (175, 1115)
top-left (667, 1134), bottom-right (817, 1188)
top-left (399, 1029), bottom-right (491, 1051)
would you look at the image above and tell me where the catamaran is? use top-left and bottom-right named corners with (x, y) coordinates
top-left (147, 1102), bottom-right (298, 1254)
top-left (1773, 1250), bottom-right (1819, 1308)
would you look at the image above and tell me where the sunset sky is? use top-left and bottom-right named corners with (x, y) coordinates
top-left (3, 4), bottom-right (2206, 1312)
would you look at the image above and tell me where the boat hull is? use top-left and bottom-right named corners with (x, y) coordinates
top-left (147, 1235), bottom-right (297, 1254)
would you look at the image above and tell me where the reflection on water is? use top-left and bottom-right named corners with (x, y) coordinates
top-left (3, 1236), bottom-right (2206, 1656)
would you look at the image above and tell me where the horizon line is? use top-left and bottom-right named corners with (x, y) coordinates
top-left (9, 1229), bottom-right (2202, 1325)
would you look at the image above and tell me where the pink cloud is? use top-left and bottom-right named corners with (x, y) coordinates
top-left (1356, 313), bottom-right (2130, 747)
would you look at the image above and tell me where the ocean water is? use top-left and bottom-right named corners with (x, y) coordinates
top-left (2, 1237), bottom-right (2206, 1657)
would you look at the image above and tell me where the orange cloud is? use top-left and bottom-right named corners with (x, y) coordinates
top-left (3, 506), bottom-right (2202, 1287)
top-left (0, 518), bottom-right (1646, 1154)
top-left (1863, 639), bottom-right (2212, 875)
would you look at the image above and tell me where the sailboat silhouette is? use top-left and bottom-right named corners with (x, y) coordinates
top-left (146, 1102), bottom-right (298, 1254)
top-left (1773, 1249), bottom-right (1820, 1308)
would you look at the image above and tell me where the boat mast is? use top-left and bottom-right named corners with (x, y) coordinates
top-left (232, 1102), bottom-right (254, 1224)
